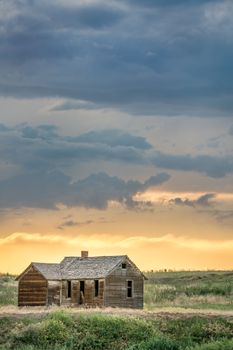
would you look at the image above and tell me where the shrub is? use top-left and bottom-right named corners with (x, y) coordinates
top-left (12, 318), bottom-right (70, 349)
top-left (127, 337), bottom-right (180, 350)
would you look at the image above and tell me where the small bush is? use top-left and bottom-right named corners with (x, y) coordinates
top-left (153, 317), bottom-right (233, 344)
top-left (12, 318), bottom-right (69, 349)
top-left (127, 337), bottom-right (180, 350)
top-left (48, 311), bottom-right (75, 327)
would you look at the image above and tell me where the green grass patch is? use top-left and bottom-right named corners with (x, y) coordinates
top-left (144, 271), bottom-right (233, 310)
top-left (189, 339), bottom-right (233, 350)
top-left (0, 311), bottom-right (232, 350)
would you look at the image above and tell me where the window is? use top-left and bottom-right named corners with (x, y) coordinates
top-left (67, 280), bottom-right (72, 298)
top-left (122, 263), bottom-right (126, 269)
top-left (94, 280), bottom-right (99, 297)
top-left (127, 280), bottom-right (133, 298)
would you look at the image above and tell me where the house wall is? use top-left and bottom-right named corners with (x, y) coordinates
top-left (18, 266), bottom-right (47, 306)
top-left (104, 259), bottom-right (144, 309)
top-left (47, 280), bottom-right (61, 305)
top-left (61, 279), bottom-right (105, 307)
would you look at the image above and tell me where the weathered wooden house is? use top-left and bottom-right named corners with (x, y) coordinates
top-left (16, 251), bottom-right (146, 308)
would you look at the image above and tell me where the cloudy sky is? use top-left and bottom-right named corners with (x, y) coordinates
top-left (0, 0), bottom-right (233, 273)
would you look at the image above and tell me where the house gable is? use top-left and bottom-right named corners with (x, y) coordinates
top-left (18, 265), bottom-right (48, 306)
top-left (105, 255), bottom-right (147, 280)
top-left (16, 263), bottom-right (46, 281)
top-left (104, 256), bottom-right (144, 309)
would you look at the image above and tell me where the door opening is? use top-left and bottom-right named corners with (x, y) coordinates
top-left (80, 281), bottom-right (85, 304)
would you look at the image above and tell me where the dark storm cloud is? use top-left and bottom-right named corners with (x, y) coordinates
top-left (0, 124), bottom-right (11, 132)
top-left (68, 172), bottom-right (170, 209)
top-left (152, 152), bottom-right (233, 178)
top-left (66, 130), bottom-right (152, 150)
top-left (124, 0), bottom-right (218, 8)
top-left (1, 0), bottom-right (233, 116)
top-left (0, 125), bottom-right (148, 168)
top-left (169, 193), bottom-right (216, 208)
top-left (21, 124), bottom-right (58, 139)
top-left (196, 193), bottom-right (216, 206)
top-left (0, 123), bottom-right (232, 180)
top-left (0, 170), bottom-right (170, 210)
top-left (0, 124), bottom-right (171, 209)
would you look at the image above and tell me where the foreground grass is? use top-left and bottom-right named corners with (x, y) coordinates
top-left (0, 311), bottom-right (232, 350)
top-left (144, 271), bottom-right (233, 311)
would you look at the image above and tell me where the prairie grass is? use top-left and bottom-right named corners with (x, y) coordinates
top-left (144, 271), bottom-right (233, 311)
top-left (0, 274), bottom-right (17, 306)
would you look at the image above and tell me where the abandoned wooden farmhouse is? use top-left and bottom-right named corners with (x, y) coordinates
top-left (16, 251), bottom-right (146, 309)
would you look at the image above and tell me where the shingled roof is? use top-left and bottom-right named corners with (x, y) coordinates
top-left (60, 255), bottom-right (127, 280)
top-left (24, 255), bottom-right (129, 280)
top-left (33, 262), bottom-right (62, 280)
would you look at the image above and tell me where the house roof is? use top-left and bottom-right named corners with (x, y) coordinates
top-left (16, 255), bottom-right (146, 281)
top-left (33, 262), bottom-right (62, 280)
top-left (60, 255), bottom-right (127, 280)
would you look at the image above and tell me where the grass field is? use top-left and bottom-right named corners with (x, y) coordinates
top-left (0, 272), bottom-right (232, 349)
top-left (144, 270), bottom-right (233, 311)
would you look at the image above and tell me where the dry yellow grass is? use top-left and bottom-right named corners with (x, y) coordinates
top-left (0, 305), bottom-right (233, 319)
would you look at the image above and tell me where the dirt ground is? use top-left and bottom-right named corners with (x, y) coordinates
top-left (0, 306), bottom-right (233, 320)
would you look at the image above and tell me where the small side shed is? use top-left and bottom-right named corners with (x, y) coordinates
top-left (16, 252), bottom-right (146, 309)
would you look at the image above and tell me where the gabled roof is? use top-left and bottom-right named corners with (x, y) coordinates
top-left (16, 255), bottom-right (146, 281)
top-left (15, 262), bottom-right (61, 281)
top-left (60, 255), bottom-right (127, 279)
top-left (33, 263), bottom-right (61, 280)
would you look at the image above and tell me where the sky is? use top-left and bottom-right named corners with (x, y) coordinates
top-left (0, 0), bottom-right (233, 273)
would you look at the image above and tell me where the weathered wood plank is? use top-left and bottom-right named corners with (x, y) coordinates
top-left (18, 266), bottom-right (47, 306)
top-left (104, 257), bottom-right (144, 309)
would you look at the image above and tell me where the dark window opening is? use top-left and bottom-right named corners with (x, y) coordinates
top-left (122, 263), bottom-right (126, 269)
top-left (94, 280), bottom-right (99, 297)
top-left (80, 281), bottom-right (85, 304)
top-left (127, 280), bottom-right (133, 298)
top-left (80, 281), bottom-right (85, 294)
top-left (67, 280), bottom-right (72, 298)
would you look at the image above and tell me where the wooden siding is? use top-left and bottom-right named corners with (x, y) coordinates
top-left (61, 279), bottom-right (105, 307)
top-left (48, 281), bottom-right (61, 305)
top-left (18, 266), bottom-right (47, 306)
top-left (104, 258), bottom-right (144, 309)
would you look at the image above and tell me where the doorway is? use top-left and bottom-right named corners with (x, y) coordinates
top-left (79, 281), bottom-right (85, 304)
